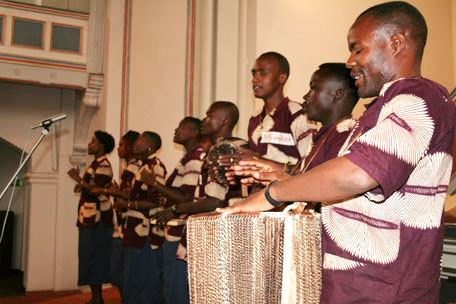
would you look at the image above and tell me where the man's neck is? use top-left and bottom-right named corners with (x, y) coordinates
top-left (184, 139), bottom-right (200, 153)
top-left (263, 92), bottom-right (285, 114)
top-left (211, 130), bottom-right (232, 143)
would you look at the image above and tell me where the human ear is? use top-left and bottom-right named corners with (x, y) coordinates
top-left (334, 88), bottom-right (344, 102)
top-left (391, 33), bottom-right (405, 56)
top-left (279, 73), bottom-right (288, 84)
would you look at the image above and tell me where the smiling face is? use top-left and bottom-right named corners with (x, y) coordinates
top-left (303, 70), bottom-right (335, 124)
top-left (346, 14), bottom-right (394, 98)
top-left (251, 55), bottom-right (286, 100)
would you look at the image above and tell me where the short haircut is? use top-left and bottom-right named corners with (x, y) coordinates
top-left (122, 130), bottom-right (140, 145)
top-left (94, 130), bottom-right (115, 154)
top-left (259, 51), bottom-right (290, 76)
top-left (358, 1), bottom-right (427, 60)
top-left (212, 101), bottom-right (239, 129)
top-left (143, 131), bottom-right (162, 151)
top-left (183, 116), bottom-right (202, 139)
top-left (318, 62), bottom-right (359, 105)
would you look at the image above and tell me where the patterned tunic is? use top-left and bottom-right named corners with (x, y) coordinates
top-left (248, 97), bottom-right (317, 165)
top-left (321, 77), bottom-right (456, 303)
top-left (112, 159), bottom-right (141, 239)
top-left (165, 146), bottom-right (205, 242)
top-left (304, 117), bottom-right (357, 172)
top-left (77, 155), bottom-right (113, 228)
top-left (122, 154), bottom-right (167, 249)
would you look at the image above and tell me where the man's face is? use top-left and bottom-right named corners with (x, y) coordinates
top-left (303, 70), bottom-right (334, 123)
top-left (251, 55), bottom-right (286, 100)
top-left (174, 119), bottom-right (195, 145)
top-left (346, 15), bottom-right (393, 98)
top-left (133, 133), bottom-right (151, 155)
top-left (117, 138), bottom-right (131, 159)
top-left (201, 105), bottom-right (225, 136)
top-left (88, 135), bottom-right (102, 155)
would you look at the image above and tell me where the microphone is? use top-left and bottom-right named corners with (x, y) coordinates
top-left (30, 113), bottom-right (67, 130)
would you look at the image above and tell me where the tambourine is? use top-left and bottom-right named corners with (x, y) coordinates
top-left (206, 137), bottom-right (248, 185)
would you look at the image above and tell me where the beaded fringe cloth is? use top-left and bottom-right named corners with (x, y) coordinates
top-left (187, 212), bottom-right (322, 304)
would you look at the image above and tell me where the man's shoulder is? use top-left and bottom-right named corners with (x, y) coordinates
top-left (182, 147), bottom-right (206, 164)
top-left (286, 99), bottom-right (305, 115)
top-left (382, 77), bottom-right (450, 101)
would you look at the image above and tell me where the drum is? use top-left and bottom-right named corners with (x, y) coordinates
top-left (206, 137), bottom-right (248, 185)
top-left (187, 212), bottom-right (322, 304)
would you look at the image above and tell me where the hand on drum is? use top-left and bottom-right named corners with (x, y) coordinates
top-left (216, 187), bottom-right (274, 213)
top-left (217, 146), bottom-right (260, 184)
top-left (233, 159), bottom-right (291, 186)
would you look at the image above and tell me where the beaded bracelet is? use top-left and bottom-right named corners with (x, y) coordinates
top-left (264, 180), bottom-right (282, 207)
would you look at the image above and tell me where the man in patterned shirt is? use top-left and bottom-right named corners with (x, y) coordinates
top-left (218, 52), bottom-right (318, 183)
top-left (121, 131), bottom-right (167, 304)
top-left (104, 130), bottom-right (140, 300)
top-left (67, 130), bottom-right (115, 304)
top-left (235, 63), bottom-right (359, 188)
top-left (218, 2), bottom-right (456, 303)
top-left (141, 117), bottom-right (205, 304)
top-left (164, 102), bottom-right (240, 304)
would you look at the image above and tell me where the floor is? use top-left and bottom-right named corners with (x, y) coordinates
top-left (0, 270), bottom-right (121, 304)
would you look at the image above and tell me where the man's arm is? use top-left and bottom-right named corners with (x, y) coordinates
top-left (175, 196), bottom-right (225, 215)
top-left (218, 156), bottom-right (378, 213)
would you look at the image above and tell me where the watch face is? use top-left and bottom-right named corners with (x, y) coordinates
top-left (206, 137), bottom-right (249, 185)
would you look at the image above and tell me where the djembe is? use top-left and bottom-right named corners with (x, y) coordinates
top-left (187, 212), bottom-right (322, 304)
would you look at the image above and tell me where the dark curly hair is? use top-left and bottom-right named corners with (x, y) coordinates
top-left (94, 130), bottom-right (115, 154)
top-left (122, 130), bottom-right (140, 145)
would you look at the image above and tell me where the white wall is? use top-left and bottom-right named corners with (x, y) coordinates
top-left (0, 82), bottom-right (79, 291)
top-left (127, 0), bottom-right (189, 170)
top-left (253, 0), bottom-right (455, 118)
top-left (0, 139), bottom-right (27, 270)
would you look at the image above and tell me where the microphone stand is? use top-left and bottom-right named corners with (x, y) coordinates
top-left (0, 127), bottom-right (50, 201)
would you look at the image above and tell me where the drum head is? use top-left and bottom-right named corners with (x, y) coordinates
top-left (206, 137), bottom-right (248, 185)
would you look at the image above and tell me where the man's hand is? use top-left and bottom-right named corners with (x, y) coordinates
top-left (67, 167), bottom-right (81, 183)
top-left (153, 208), bottom-right (177, 228)
top-left (113, 198), bottom-right (129, 210)
top-left (216, 188), bottom-right (274, 214)
top-left (140, 168), bottom-right (156, 187)
top-left (73, 184), bottom-right (82, 193)
top-left (217, 146), bottom-right (259, 167)
top-left (233, 160), bottom-right (290, 185)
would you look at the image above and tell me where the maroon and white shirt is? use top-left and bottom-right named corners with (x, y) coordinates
top-left (122, 154), bottom-right (167, 249)
top-left (303, 116), bottom-right (357, 172)
top-left (248, 97), bottom-right (317, 164)
top-left (77, 155), bottom-right (113, 229)
top-left (112, 158), bottom-right (141, 238)
top-left (321, 77), bottom-right (456, 303)
top-left (165, 146), bottom-right (205, 242)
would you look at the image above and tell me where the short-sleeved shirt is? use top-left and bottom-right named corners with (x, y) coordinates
top-left (248, 97), bottom-right (317, 165)
top-left (301, 117), bottom-right (357, 172)
top-left (77, 155), bottom-right (113, 228)
top-left (112, 158), bottom-right (141, 238)
top-left (122, 154), bottom-right (167, 249)
top-left (321, 77), bottom-right (456, 303)
top-left (165, 146), bottom-right (205, 241)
